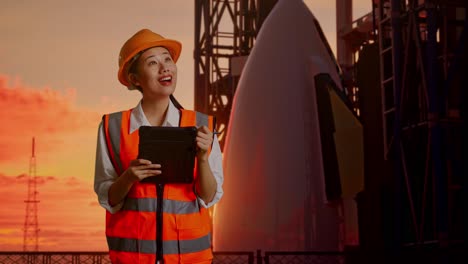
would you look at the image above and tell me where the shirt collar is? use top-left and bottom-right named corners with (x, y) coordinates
top-left (129, 99), bottom-right (180, 134)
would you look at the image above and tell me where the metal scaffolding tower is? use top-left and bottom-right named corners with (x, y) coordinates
top-left (339, 1), bottom-right (377, 116)
top-left (374, 0), bottom-right (467, 248)
top-left (23, 137), bottom-right (40, 252)
top-left (194, 0), bottom-right (277, 149)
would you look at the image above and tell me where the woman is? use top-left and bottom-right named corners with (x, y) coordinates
top-left (94, 29), bottom-right (224, 264)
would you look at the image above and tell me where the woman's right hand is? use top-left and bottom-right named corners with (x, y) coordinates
top-left (123, 159), bottom-right (162, 182)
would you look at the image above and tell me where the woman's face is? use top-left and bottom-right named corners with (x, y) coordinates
top-left (130, 46), bottom-right (177, 99)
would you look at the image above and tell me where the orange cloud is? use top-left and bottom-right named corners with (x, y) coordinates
top-left (0, 75), bottom-right (102, 177)
top-left (0, 74), bottom-right (111, 251)
top-left (0, 76), bottom-right (100, 151)
top-left (0, 174), bottom-right (107, 251)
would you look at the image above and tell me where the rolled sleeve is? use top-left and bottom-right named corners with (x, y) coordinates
top-left (94, 122), bottom-right (124, 214)
top-left (197, 135), bottom-right (224, 208)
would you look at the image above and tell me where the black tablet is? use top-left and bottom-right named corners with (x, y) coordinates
top-left (138, 126), bottom-right (197, 184)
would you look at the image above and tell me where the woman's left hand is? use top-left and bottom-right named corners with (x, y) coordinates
top-left (196, 126), bottom-right (213, 161)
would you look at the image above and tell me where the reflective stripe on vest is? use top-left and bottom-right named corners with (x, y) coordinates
top-left (107, 233), bottom-right (211, 255)
top-left (122, 197), bottom-right (200, 214)
top-left (103, 112), bottom-right (124, 175)
top-left (103, 108), bottom-right (214, 263)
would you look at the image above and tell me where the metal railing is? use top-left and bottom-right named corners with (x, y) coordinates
top-left (0, 251), bottom-right (343, 264)
top-left (213, 251), bottom-right (254, 264)
top-left (263, 251), bottom-right (346, 264)
top-left (0, 252), bottom-right (110, 264)
top-left (1, 249), bottom-right (465, 264)
top-left (0, 252), bottom-right (255, 264)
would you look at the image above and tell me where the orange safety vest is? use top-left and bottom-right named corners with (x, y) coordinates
top-left (102, 108), bottom-right (214, 264)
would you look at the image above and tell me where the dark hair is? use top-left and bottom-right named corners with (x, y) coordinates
top-left (127, 52), bottom-right (143, 92)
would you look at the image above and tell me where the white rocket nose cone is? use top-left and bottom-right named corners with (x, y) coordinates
top-left (214, 0), bottom-right (346, 252)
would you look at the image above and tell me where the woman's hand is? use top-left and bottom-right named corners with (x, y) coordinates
top-left (108, 159), bottom-right (161, 207)
top-left (123, 159), bottom-right (162, 182)
top-left (195, 126), bottom-right (217, 204)
top-left (196, 126), bottom-right (213, 162)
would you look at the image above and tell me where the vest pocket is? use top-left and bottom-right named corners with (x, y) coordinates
top-left (106, 210), bottom-right (143, 239)
top-left (167, 186), bottom-right (212, 261)
top-left (175, 211), bottom-right (212, 262)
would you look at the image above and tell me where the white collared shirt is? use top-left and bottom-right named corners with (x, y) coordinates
top-left (94, 100), bottom-right (224, 213)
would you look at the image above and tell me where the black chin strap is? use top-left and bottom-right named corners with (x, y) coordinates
top-left (170, 94), bottom-right (184, 110)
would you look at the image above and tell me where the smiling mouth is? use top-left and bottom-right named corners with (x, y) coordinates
top-left (159, 76), bottom-right (173, 85)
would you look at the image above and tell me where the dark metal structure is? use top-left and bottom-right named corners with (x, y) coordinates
top-left (354, 0), bottom-right (467, 251)
top-left (194, 0), bottom-right (277, 149)
top-left (377, 0), bottom-right (466, 248)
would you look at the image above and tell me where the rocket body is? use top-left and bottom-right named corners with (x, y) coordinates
top-left (214, 0), bottom-right (363, 251)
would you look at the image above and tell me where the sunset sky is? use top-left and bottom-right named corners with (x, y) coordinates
top-left (0, 0), bottom-right (371, 251)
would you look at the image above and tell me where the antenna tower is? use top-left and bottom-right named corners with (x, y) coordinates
top-left (23, 137), bottom-right (40, 251)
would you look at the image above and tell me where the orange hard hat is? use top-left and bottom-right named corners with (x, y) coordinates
top-left (118, 29), bottom-right (182, 87)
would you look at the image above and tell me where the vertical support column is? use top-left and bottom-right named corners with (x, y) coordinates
top-left (390, 0), bottom-right (403, 250)
top-left (194, 0), bottom-right (210, 113)
top-left (336, 0), bottom-right (354, 108)
top-left (426, 0), bottom-right (448, 248)
top-left (336, 0), bottom-right (353, 67)
top-left (462, 22), bottom-right (468, 250)
top-left (463, 16), bottom-right (468, 252)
